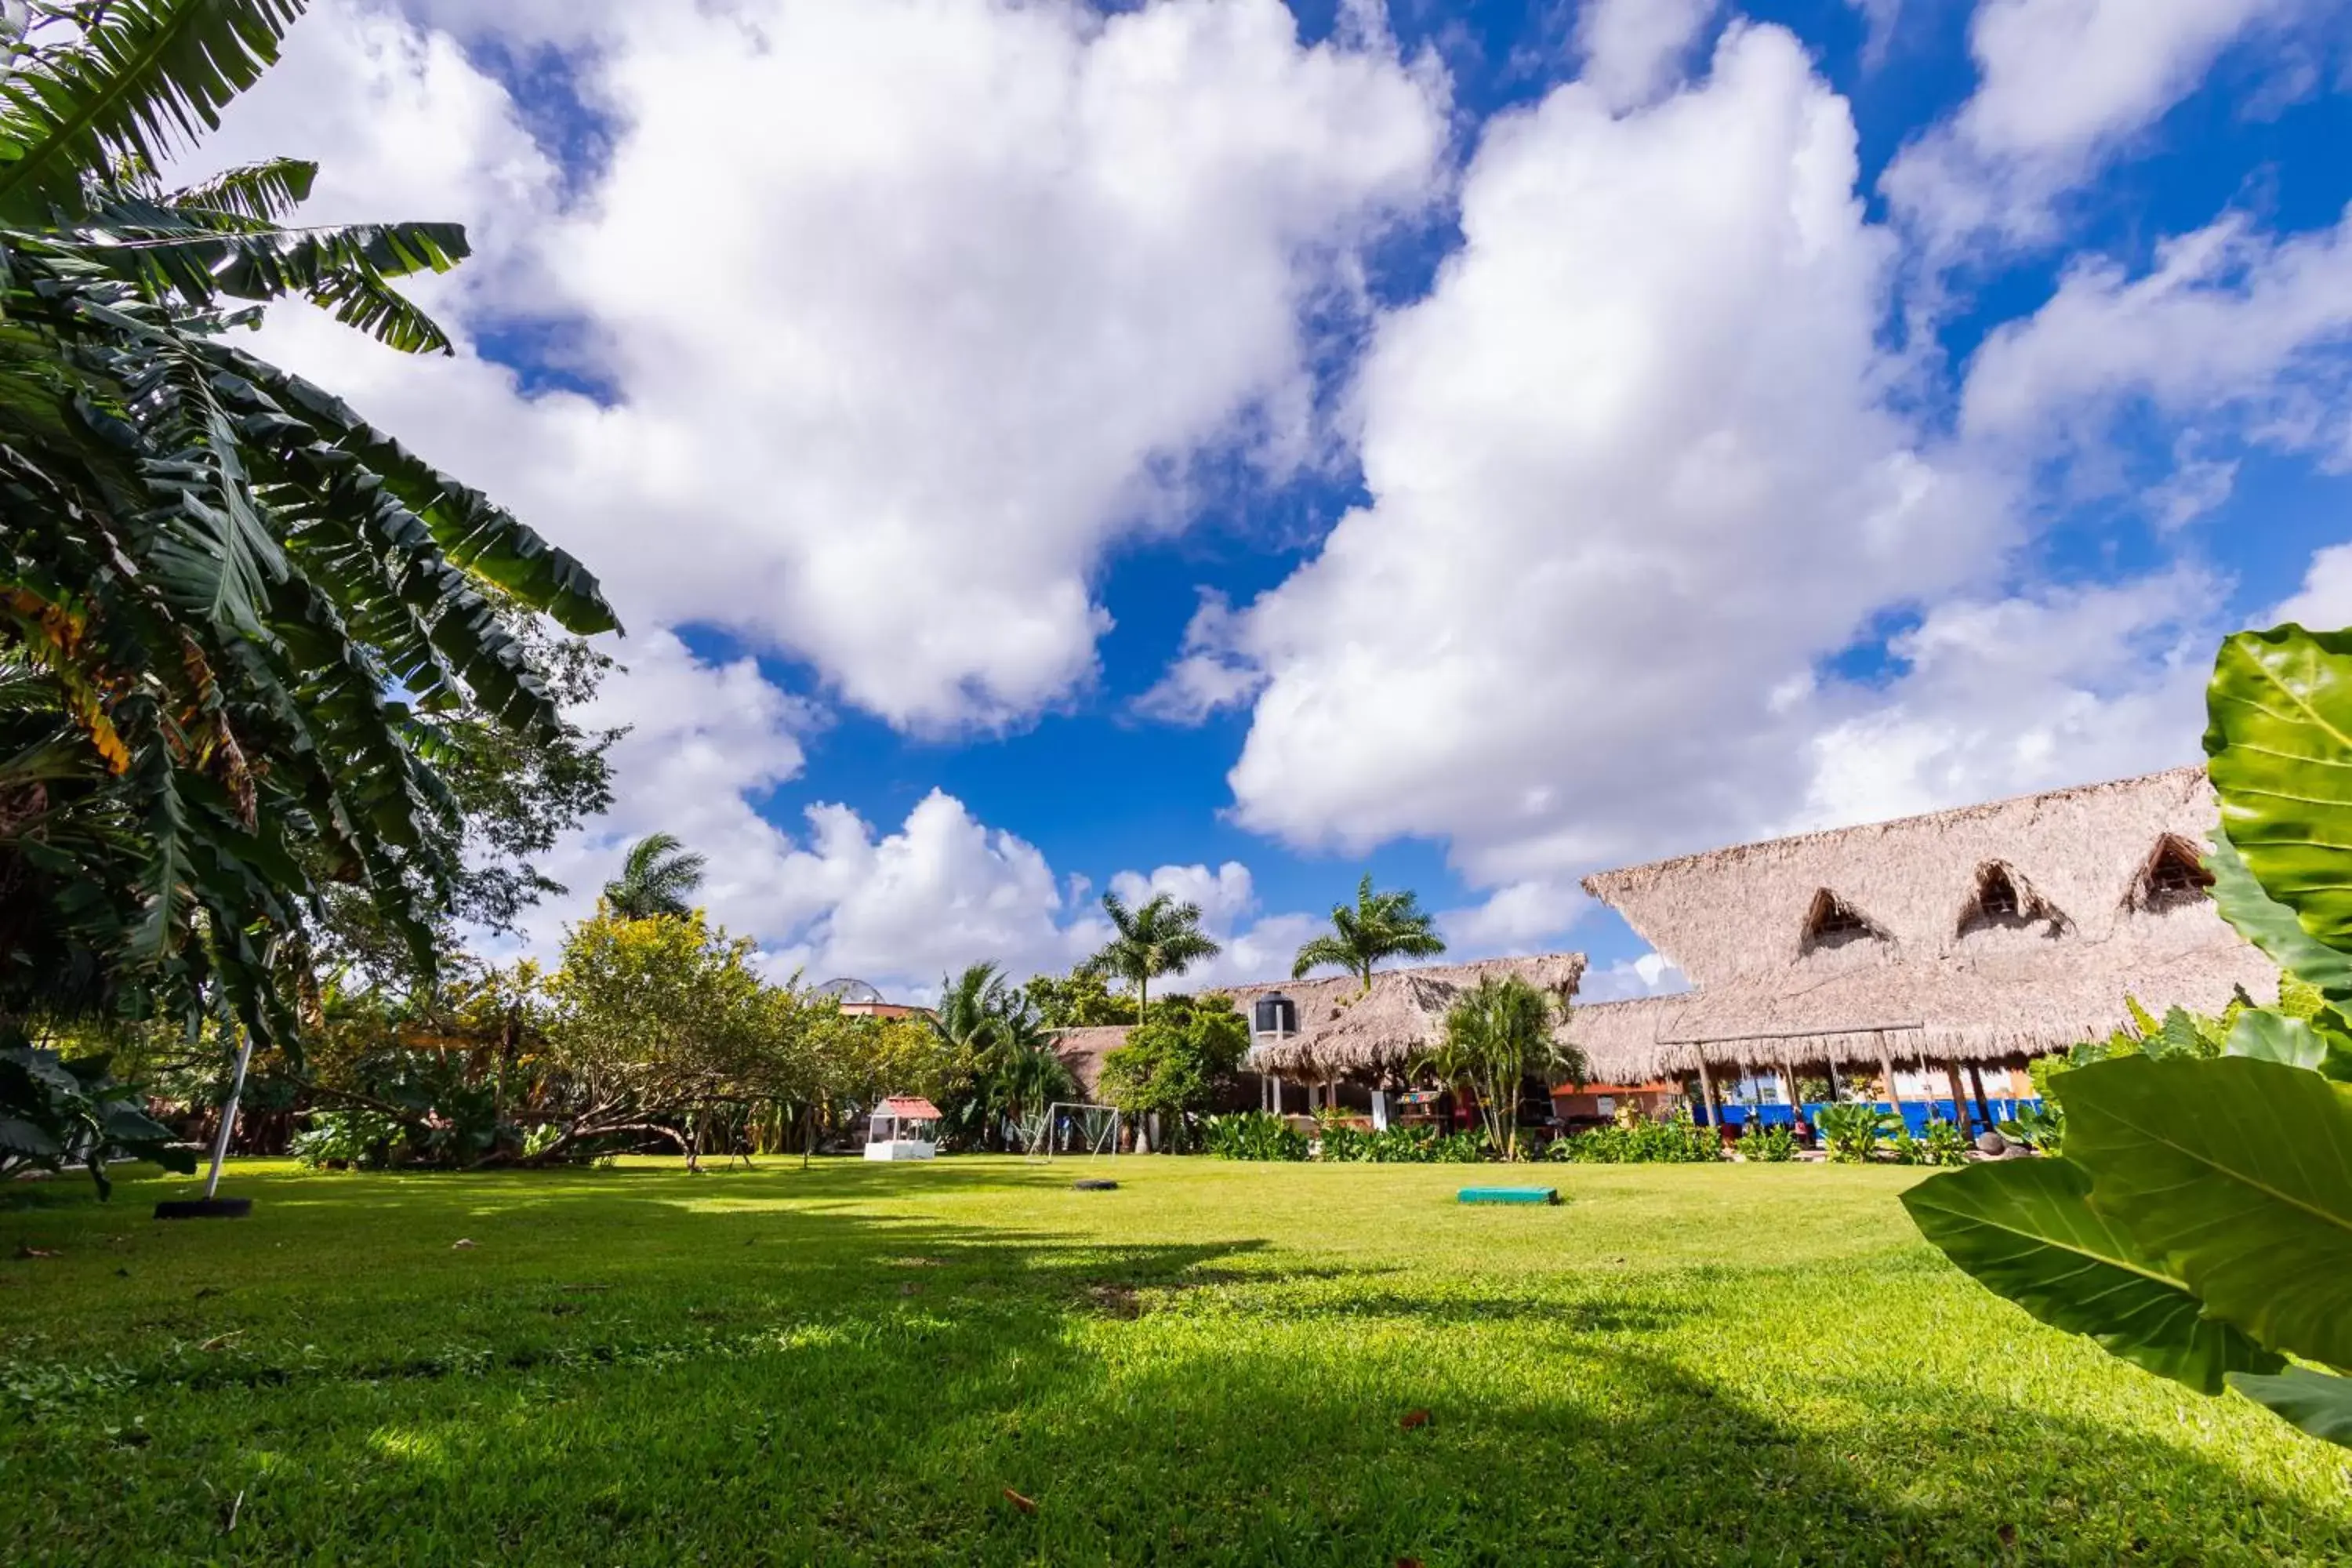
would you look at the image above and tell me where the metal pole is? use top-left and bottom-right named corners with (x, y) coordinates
top-left (202, 1029), bottom-right (254, 1201)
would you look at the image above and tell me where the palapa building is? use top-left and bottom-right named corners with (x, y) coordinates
top-left (1051, 955), bottom-right (1588, 1118)
top-left (1567, 767), bottom-right (2278, 1123)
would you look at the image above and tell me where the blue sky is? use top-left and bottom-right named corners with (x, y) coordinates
top-left (198, 0), bottom-right (2352, 998)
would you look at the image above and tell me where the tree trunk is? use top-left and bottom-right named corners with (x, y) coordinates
top-left (1943, 1058), bottom-right (1973, 1134)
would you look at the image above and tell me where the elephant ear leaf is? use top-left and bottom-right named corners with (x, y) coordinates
top-left (2228, 1367), bottom-right (2352, 1448)
top-left (2065, 1055), bottom-right (2352, 1372)
top-left (2205, 626), bottom-right (2352, 953)
top-left (2226, 1007), bottom-right (2352, 1081)
top-left (1900, 1158), bottom-right (2280, 1394)
top-left (2204, 832), bottom-right (2352, 1004)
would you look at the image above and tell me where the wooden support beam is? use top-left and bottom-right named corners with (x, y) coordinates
top-left (1876, 1034), bottom-right (1903, 1128)
top-left (1696, 1057), bottom-right (1719, 1128)
top-left (1943, 1058), bottom-right (1974, 1134)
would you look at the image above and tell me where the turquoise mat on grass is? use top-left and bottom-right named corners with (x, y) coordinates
top-left (1457, 1186), bottom-right (1560, 1205)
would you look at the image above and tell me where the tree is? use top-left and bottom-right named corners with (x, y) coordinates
top-left (1292, 874), bottom-right (1447, 993)
top-left (931, 962), bottom-right (1073, 1149)
top-left (0, 0), bottom-right (615, 1060)
top-left (603, 833), bottom-right (708, 920)
top-left (540, 910), bottom-right (770, 1165)
top-left (1022, 967), bottom-right (1134, 1029)
top-left (1080, 891), bottom-right (1221, 1028)
top-left (1417, 975), bottom-right (1584, 1161)
top-left (1098, 994), bottom-right (1249, 1152)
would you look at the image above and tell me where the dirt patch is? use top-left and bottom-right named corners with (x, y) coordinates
top-left (1083, 1282), bottom-right (1145, 1319)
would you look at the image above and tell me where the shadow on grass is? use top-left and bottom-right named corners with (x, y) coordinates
top-left (4, 1170), bottom-right (2347, 1566)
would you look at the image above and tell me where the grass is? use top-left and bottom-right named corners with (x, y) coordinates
top-left (2, 1157), bottom-right (2347, 1566)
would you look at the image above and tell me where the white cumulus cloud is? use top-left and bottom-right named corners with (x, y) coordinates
top-left (1220, 24), bottom-right (1999, 877)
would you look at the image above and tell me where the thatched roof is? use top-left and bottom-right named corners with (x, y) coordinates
top-left (1570, 767), bottom-right (2276, 1080)
top-left (1051, 1026), bottom-right (1131, 1100)
top-left (1236, 954), bottom-right (1585, 1077)
top-left (1044, 954), bottom-right (1588, 1083)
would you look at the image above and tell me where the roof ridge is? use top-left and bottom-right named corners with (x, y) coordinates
top-left (1583, 765), bottom-right (2208, 893)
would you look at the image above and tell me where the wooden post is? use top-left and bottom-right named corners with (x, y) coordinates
top-left (1876, 1034), bottom-right (1903, 1131)
top-left (1966, 1061), bottom-right (1995, 1130)
top-left (1696, 1057), bottom-right (1719, 1128)
top-left (1943, 1058), bottom-right (1973, 1134)
top-left (1825, 1057), bottom-right (1842, 1101)
top-left (1779, 1066), bottom-right (1803, 1117)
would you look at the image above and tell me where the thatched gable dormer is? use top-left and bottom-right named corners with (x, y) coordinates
top-left (1956, 861), bottom-right (2066, 939)
top-left (2134, 833), bottom-right (2215, 910)
top-left (1799, 888), bottom-right (1888, 954)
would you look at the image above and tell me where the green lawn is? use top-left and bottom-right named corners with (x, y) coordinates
top-left (3, 1158), bottom-right (2346, 1566)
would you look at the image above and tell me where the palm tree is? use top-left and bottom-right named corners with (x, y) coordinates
top-left (931, 962), bottom-right (1074, 1149)
top-left (603, 833), bottom-right (707, 920)
top-left (1292, 874), bottom-right (1448, 993)
top-left (1080, 892), bottom-right (1221, 1028)
top-left (0, 1), bottom-right (615, 1047)
top-left (1416, 975), bottom-right (1584, 1160)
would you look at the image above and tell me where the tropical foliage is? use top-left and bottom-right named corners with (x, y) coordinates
top-left (1202, 1109), bottom-right (1310, 1161)
top-left (1816, 1102), bottom-right (1898, 1163)
top-left (1907, 621), bottom-right (2352, 1450)
top-left (1022, 967), bottom-right (1134, 1029)
top-left (931, 961), bottom-right (1073, 1151)
top-left (601, 833), bottom-right (707, 922)
top-left (0, 1041), bottom-right (191, 1196)
top-left (0, 0), bottom-right (615, 1076)
top-left (1098, 992), bottom-right (1249, 1151)
top-left (1546, 1108), bottom-right (1718, 1163)
top-left (1417, 975), bottom-right (1582, 1161)
top-left (1080, 891), bottom-right (1220, 1027)
top-left (1290, 873), bottom-right (1446, 992)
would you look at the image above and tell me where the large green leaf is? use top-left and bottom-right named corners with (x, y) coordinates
top-left (201, 347), bottom-right (618, 633)
top-left (2204, 625), bottom-right (2352, 953)
top-left (2228, 1367), bottom-right (2352, 1447)
top-left (2226, 1008), bottom-right (2352, 1080)
top-left (1901, 1159), bottom-right (2280, 1393)
top-left (2066, 1054), bottom-right (2352, 1370)
top-left (0, 0), bottom-right (307, 224)
top-left (2204, 831), bottom-right (2352, 1002)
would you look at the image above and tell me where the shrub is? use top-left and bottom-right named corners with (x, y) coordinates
top-left (1738, 1122), bottom-right (1799, 1162)
top-left (1896, 1119), bottom-right (1972, 1167)
top-left (1202, 1110), bottom-right (1309, 1161)
top-left (290, 1109), bottom-right (410, 1171)
top-left (1817, 1102), bottom-right (1897, 1163)
top-left (1548, 1109), bottom-right (1717, 1164)
top-left (1997, 1102), bottom-right (2064, 1154)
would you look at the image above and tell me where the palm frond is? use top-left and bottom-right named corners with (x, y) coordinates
top-left (198, 341), bottom-right (619, 633)
top-left (0, 0), bottom-right (308, 223)
top-left (165, 154), bottom-right (314, 222)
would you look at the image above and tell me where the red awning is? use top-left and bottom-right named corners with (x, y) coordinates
top-left (879, 1097), bottom-right (942, 1120)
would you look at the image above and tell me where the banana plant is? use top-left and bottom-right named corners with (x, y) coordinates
top-left (1905, 622), bottom-right (2352, 1448)
top-left (0, 2), bottom-right (615, 1053)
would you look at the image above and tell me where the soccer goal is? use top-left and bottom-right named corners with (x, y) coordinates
top-left (1033, 1102), bottom-right (1121, 1159)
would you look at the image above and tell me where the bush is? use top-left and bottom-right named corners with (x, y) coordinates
top-left (290, 1109), bottom-right (410, 1171)
top-left (1738, 1122), bottom-right (1799, 1162)
top-left (1202, 1110), bottom-right (1309, 1161)
top-left (1894, 1120), bottom-right (1972, 1167)
top-left (1997, 1102), bottom-right (2064, 1153)
top-left (1817, 1102), bottom-right (1897, 1163)
top-left (1547, 1109), bottom-right (1718, 1164)
top-left (0, 1043), bottom-right (192, 1198)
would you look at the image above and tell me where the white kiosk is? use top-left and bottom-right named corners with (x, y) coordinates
top-left (863, 1096), bottom-right (942, 1161)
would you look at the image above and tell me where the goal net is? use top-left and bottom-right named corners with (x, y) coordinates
top-left (1033, 1102), bottom-right (1121, 1159)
